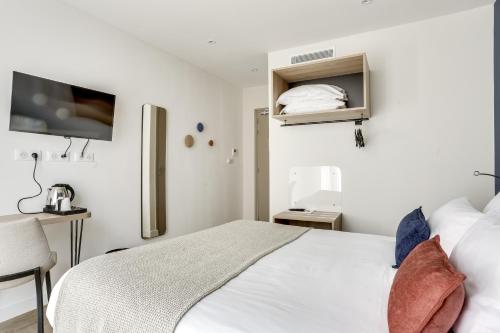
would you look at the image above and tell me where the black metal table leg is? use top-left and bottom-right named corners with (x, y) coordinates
top-left (70, 219), bottom-right (85, 267)
top-left (78, 219), bottom-right (84, 264)
top-left (74, 220), bottom-right (79, 265)
top-left (70, 221), bottom-right (74, 267)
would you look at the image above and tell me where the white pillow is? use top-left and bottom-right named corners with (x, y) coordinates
top-left (483, 192), bottom-right (500, 214)
top-left (280, 98), bottom-right (346, 114)
top-left (276, 84), bottom-right (346, 107)
top-left (427, 197), bottom-right (483, 256)
top-left (450, 215), bottom-right (500, 333)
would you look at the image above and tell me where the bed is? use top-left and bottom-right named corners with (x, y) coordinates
top-left (47, 221), bottom-right (396, 333)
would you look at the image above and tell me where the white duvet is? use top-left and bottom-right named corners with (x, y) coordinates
top-left (48, 229), bottom-right (396, 332)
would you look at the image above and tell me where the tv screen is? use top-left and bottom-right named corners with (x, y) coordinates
top-left (9, 72), bottom-right (115, 141)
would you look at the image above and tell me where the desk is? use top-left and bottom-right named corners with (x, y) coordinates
top-left (273, 211), bottom-right (342, 231)
top-left (0, 212), bottom-right (91, 267)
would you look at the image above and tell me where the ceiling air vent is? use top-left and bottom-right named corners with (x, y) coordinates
top-left (291, 49), bottom-right (334, 65)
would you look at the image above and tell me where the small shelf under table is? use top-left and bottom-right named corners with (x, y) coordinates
top-left (273, 211), bottom-right (342, 231)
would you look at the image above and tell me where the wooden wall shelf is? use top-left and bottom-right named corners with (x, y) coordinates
top-left (271, 53), bottom-right (370, 125)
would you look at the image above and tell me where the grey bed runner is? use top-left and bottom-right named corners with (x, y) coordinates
top-left (54, 220), bottom-right (309, 333)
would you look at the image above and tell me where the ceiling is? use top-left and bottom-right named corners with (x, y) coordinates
top-left (59, 0), bottom-right (493, 87)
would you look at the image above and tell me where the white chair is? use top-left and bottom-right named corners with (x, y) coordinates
top-left (0, 217), bottom-right (57, 333)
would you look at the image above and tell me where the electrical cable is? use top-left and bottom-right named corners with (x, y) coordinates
top-left (474, 171), bottom-right (500, 179)
top-left (61, 136), bottom-right (72, 158)
top-left (17, 153), bottom-right (43, 214)
top-left (81, 138), bottom-right (90, 158)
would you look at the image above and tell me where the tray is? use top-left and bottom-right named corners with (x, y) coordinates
top-left (43, 206), bottom-right (88, 216)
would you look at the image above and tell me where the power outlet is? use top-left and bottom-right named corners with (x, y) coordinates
top-left (72, 151), bottom-right (95, 163)
top-left (45, 151), bottom-right (70, 162)
top-left (14, 149), bottom-right (42, 161)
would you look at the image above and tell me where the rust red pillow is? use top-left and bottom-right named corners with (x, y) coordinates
top-left (388, 236), bottom-right (465, 333)
top-left (422, 284), bottom-right (465, 333)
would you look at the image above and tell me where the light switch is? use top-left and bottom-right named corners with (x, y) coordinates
top-left (71, 151), bottom-right (95, 163)
top-left (45, 151), bottom-right (70, 162)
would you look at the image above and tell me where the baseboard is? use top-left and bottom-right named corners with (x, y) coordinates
top-left (0, 305), bottom-right (51, 332)
top-left (0, 296), bottom-right (50, 323)
top-left (0, 297), bottom-right (36, 323)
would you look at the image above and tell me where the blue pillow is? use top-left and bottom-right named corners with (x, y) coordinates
top-left (393, 207), bottom-right (430, 268)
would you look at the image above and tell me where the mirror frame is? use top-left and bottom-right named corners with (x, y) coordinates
top-left (141, 104), bottom-right (167, 239)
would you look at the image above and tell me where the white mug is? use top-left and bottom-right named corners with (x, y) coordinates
top-left (60, 198), bottom-right (72, 212)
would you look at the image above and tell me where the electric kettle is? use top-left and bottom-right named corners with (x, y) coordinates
top-left (46, 184), bottom-right (75, 209)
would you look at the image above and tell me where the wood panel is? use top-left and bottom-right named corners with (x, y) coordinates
top-left (273, 211), bottom-right (342, 231)
top-left (363, 55), bottom-right (371, 116)
top-left (273, 53), bottom-right (365, 83)
top-left (0, 212), bottom-right (91, 226)
top-left (273, 107), bottom-right (368, 125)
top-left (272, 71), bottom-right (289, 116)
top-left (156, 109), bottom-right (167, 236)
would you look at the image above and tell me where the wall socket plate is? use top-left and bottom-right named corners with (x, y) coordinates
top-left (45, 151), bottom-right (70, 162)
top-left (71, 151), bottom-right (95, 163)
top-left (14, 149), bottom-right (42, 161)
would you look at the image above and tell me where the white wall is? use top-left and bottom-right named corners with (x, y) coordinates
top-left (241, 86), bottom-right (268, 219)
top-left (268, 6), bottom-right (495, 236)
top-left (0, 0), bottom-right (242, 321)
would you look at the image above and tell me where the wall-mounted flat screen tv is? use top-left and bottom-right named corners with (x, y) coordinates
top-left (9, 72), bottom-right (115, 141)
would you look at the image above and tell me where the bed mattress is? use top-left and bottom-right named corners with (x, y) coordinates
top-left (47, 229), bottom-right (396, 332)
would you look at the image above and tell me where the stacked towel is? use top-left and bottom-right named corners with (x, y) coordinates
top-left (277, 84), bottom-right (348, 114)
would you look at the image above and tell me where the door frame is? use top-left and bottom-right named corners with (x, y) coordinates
top-left (254, 107), bottom-right (269, 220)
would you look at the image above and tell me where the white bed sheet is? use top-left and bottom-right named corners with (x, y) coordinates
top-left (48, 229), bottom-right (396, 332)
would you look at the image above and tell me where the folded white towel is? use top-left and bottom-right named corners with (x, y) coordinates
top-left (277, 84), bottom-right (348, 107)
top-left (280, 98), bottom-right (346, 114)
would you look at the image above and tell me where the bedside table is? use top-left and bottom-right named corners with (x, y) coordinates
top-left (273, 211), bottom-right (342, 231)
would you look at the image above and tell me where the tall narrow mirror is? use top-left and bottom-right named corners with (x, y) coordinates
top-left (141, 104), bottom-right (167, 239)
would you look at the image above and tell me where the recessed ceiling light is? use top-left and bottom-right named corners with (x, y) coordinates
top-left (361, 0), bottom-right (373, 4)
top-left (250, 68), bottom-right (259, 72)
top-left (207, 40), bottom-right (217, 45)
